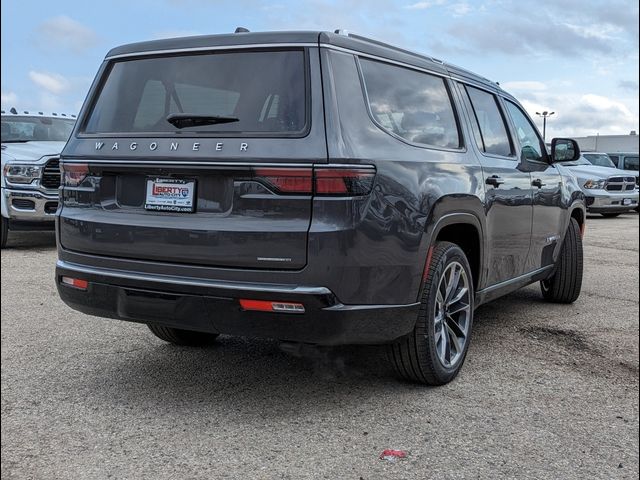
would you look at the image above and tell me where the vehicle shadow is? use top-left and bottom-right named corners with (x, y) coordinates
top-left (4, 231), bottom-right (56, 250)
top-left (77, 288), bottom-right (543, 417)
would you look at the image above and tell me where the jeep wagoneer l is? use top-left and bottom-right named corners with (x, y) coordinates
top-left (56, 30), bottom-right (586, 385)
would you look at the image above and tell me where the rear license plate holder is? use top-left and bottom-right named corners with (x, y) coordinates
top-left (145, 177), bottom-right (196, 213)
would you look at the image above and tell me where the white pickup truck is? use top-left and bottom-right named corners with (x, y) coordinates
top-left (1, 109), bottom-right (76, 247)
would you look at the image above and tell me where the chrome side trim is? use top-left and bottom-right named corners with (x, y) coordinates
top-left (105, 42), bottom-right (319, 59)
top-left (56, 259), bottom-right (332, 296)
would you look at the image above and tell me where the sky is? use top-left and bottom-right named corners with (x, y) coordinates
top-left (1, 0), bottom-right (638, 139)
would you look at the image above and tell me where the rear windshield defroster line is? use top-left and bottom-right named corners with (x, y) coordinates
top-left (81, 48), bottom-right (310, 138)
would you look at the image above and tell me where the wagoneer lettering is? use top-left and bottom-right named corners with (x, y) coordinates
top-left (56, 30), bottom-right (586, 385)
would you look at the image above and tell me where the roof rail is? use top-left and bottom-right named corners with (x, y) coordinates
top-left (338, 31), bottom-right (443, 66)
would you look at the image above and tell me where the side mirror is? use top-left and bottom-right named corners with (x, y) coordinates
top-left (550, 138), bottom-right (581, 163)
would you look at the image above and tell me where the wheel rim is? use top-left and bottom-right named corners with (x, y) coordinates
top-left (433, 261), bottom-right (471, 368)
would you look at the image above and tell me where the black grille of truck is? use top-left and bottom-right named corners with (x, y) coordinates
top-left (41, 158), bottom-right (61, 190)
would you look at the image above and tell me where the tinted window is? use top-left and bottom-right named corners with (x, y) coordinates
top-left (504, 100), bottom-right (545, 161)
top-left (359, 59), bottom-right (460, 149)
top-left (464, 86), bottom-right (512, 157)
top-left (84, 50), bottom-right (307, 135)
top-left (623, 155), bottom-right (639, 171)
top-left (1, 116), bottom-right (75, 142)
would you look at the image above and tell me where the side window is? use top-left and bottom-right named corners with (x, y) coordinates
top-left (504, 100), bottom-right (546, 162)
top-left (624, 156), bottom-right (639, 170)
top-left (359, 58), bottom-right (461, 149)
top-left (464, 85), bottom-right (513, 157)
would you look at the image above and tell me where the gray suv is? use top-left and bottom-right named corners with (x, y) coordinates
top-left (56, 30), bottom-right (586, 385)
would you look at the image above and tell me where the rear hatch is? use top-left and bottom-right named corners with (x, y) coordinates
top-left (59, 45), bottom-right (327, 270)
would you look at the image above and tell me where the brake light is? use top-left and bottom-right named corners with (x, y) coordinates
top-left (61, 276), bottom-right (89, 290)
top-left (314, 167), bottom-right (375, 196)
top-left (253, 168), bottom-right (312, 194)
top-left (61, 163), bottom-right (89, 187)
top-left (239, 299), bottom-right (305, 314)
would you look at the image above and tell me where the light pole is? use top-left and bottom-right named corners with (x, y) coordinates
top-left (535, 111), bottom-right (555, 142)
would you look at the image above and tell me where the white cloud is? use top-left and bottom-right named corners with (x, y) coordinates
top-left (405, 0), bottom-right (446, 10)
top-left (35, 15), bottom-right (98, 53)
top-left (28, 71), bottom-right (70, 95)
top-left (449, 2), bottom-right (472, 16)
top-left (1, 91), bottom-right (18, 107)
top-left (519, 91), bottom-right (638, 138)
top-left (501, 81), bottom-right (548, 92)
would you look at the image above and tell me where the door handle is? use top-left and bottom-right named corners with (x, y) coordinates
top-left (486, 175), bottom-right (505, 187)
top-left (532, 178), bottom-right (546, 188)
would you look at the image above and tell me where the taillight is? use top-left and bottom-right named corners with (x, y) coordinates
top-left (61, 163), bottom-right (89, 187)
top-left (253, 168), bottom-right (313, 194)
top-left (314, 167), bottom-right (375, 196)
top-left (252, 166), bottom-right (375, 196)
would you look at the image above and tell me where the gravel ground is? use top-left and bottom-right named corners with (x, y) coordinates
top-left (1, 214), bottom-right (638, 479)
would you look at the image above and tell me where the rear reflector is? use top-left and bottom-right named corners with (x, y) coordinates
top-left (61, 276), bottom-right (89, 290)
top-left (239, 299), bottom-right (305, 314)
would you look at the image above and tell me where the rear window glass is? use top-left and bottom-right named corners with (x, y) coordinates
top-left (359, 58), bottom-right (461, 149)
top-left (83, 50), bottom-right (307, 135)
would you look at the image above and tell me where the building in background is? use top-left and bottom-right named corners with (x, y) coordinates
top-left (572, 131), bottom-right (639, 153)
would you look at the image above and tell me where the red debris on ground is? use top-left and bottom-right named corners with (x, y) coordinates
top-left (379, 449), bottom-right (407, 462)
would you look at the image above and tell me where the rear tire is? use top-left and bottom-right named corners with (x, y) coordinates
top-left (147, 324), bottom-right (219, 346)
top-left (387, 242), bottom-right (474, 385)
top-left (540, 217), bottom-right (583, 303)
top-left (0, 216), bottom-right (8, 249)
top-left (600, 213), bottom-right (621, 218)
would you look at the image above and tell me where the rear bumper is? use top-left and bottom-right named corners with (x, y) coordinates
top-left (55, 260), bottom-right (419, 345)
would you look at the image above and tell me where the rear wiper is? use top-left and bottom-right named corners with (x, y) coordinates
top-left (1, 139), bottom-right (30, 143)
top-left (166, 113), bottom-right (239, 129)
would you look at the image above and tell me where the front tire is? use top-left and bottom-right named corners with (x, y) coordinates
top-left (147, 324), bottom-right (219, 346)
top-left (388, 242), bottom-right (474, 385)
top-left (540, 217), bottom-right (583, 303)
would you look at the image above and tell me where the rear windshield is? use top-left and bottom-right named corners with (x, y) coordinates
top-left (83, 49), bottom-right (308, 136)
top-left (1, 116), bottom-right (75, 142)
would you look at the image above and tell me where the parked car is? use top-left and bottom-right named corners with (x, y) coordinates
top-left (1, 109), bottom-right (76, 247)
top-left (558, 155), bottom-right (638, 216)
top-left (607, 152), bottom-right (639, 173)
top-left (55, 30), bottom-right (586, 385)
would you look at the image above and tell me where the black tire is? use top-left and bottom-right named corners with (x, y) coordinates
top-left (540, 217), bottom-right (583, 303)
top-left (0, 216), bottom-right (8, 249)
top-left (147, 324), bottom-right (219, 346)
top-left (387, 241), bottom-right (474, 385)
top-left (600, 213), bottom-right (621, 218)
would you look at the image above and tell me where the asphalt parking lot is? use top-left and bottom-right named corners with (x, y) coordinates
top-left (1, 214), bottom-right (638, 479)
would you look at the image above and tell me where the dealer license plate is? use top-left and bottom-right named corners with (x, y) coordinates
top-left (145, 178), bottom-right (196, 213)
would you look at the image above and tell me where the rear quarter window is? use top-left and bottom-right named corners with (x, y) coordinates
top-left (358, 58), bottom-right (461, 149)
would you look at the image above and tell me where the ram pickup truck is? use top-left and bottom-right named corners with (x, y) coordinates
top-left (1, 109), bottom-right (76, 247)
top-left (55, 30), bottom-right (586, 385)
